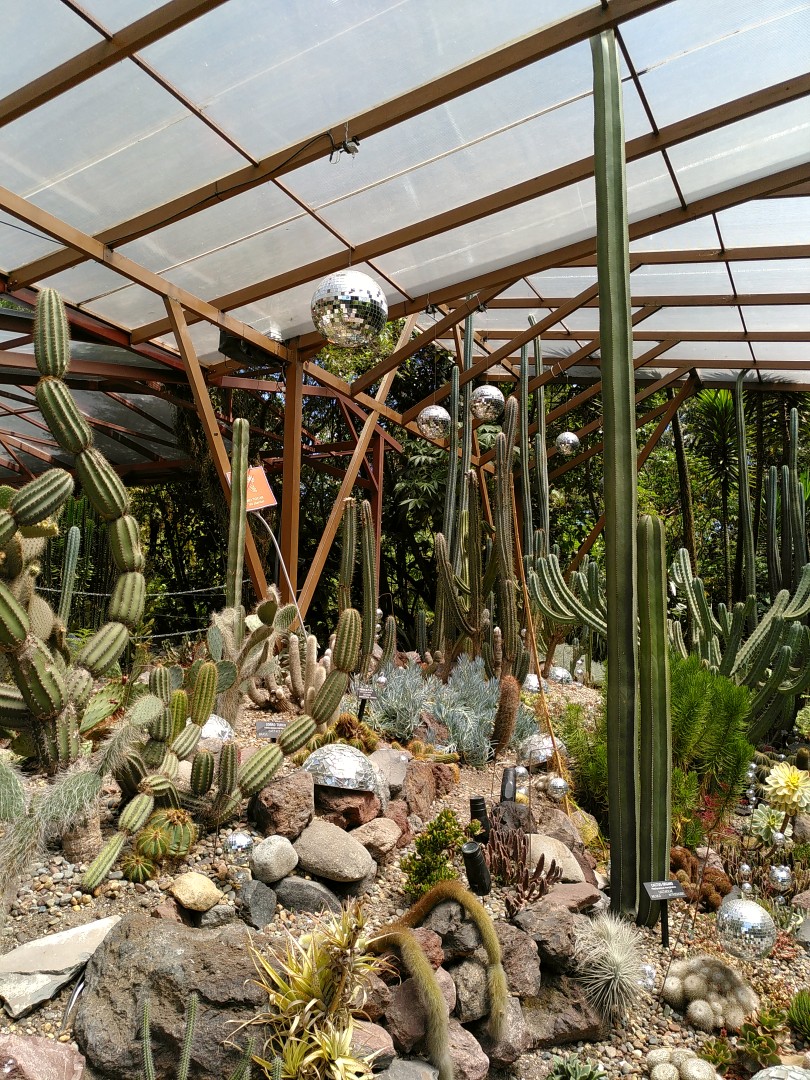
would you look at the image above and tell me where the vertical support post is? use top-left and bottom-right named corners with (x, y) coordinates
top-left (371, 432), bottom-right (384, 598)
top-left (280, 338), bottom-right (303, 604)
top-left (165, 298), bottom-right (268, 600)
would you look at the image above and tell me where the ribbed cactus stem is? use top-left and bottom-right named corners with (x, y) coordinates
top-left (734, 372), bottom-right (756, 629)
top-left (338, 498), bottom-right (357, 612)
top-left (452, 313), bottom-right (474, 574)
top-left (57, 525), bottom-right (80, 627)
top-left (636, 515), bottom-right (671, 928)
top-left (529, 319), bottom-right (549, 556)
top-left (359, 499), bottom-right (377, 676)
top-left (225, 418), bottom-right (249, 627)
top-left (441, 366), bottom-right (460, 556)
top-left (592, 29), bottom-right (639, 916)
top-left (288, 633), bottom-right (304, 704)
top-left (519, 343), bottom-right (533, 556)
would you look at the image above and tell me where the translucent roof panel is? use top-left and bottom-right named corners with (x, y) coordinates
top-left (729, 260), bottom-right (810, 294)
top-left (40, 263), bottom-right (140, 308)
top-left (0, 1), bottom-right (102, 100)
top-left (623, 263), bottom-right (732, 296)
top-left (639, 307), bottom-right (745, 333)
top-left (622, 0), bottom-right (810, 128)
top-left (471, 308), bottom-right (551, 331)
top-left (629, 217), bottom-right (719, 253)
top-left (667, 99), bottom-right (810, 203)
top-left (141, 0), bottom-right (591, 160)
top-left (527, 268), bottom-right (598, 298)
top-left (0, 63), bottom-right (243, 236)
top-left (0, 214), bottom-right (64, 271)
top-left (78, 0), bottom-right (167, 31)
top-left (374, 155), bottom-right (678, 297)
top-left (68, 282), bottom-right (171, 334)
top-left (753, 342), bottom-right (810, 361)
top-left (660, 341), bottom-right (755, 361)
top-left (717, 198), bottom-right (810, 248)
top-left (744, 305), bottom-right (810, 331)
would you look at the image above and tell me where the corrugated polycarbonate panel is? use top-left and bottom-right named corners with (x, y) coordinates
top-left (528, 269), bottom-right (598, 298)
top-left (729, 261), bottom-right (810, 294)
top-left (0, 1), bottom-right (102, 100)
top-left (39, 263), bottom-right (137, 307)
top-left (142, 0), bottom-right (591, 160)
top-left (629, 217), bottom-right (719, 253)
top-left (119, 184), bottom-right (319, 272)
top-left (77, 0), bottom-right (166, 31)
top-left (0, 214), bottom-right (63, 270)
top-left (639, 307), bottom-right (745, 333)
top-left (660, 341), bottom-right (754, 361)
top-left (623, 0), bottom-right (810, 127)
top-left (757, 369), bottom-right (810, 386)
top-left (472, 308), bottom-right (551, 331)
top-left (717, 198), bottom-right (810, 248)
top-left (74, 282), bottom-right (169, 332)
top-left (627, 263), bottom-right (733, 295)
top-left (559, 308), bottom-right (601, 332)
top-left (375, 156), bottom-right (678, 297)
top-left (745, 305), bottom-right (810, 331)
top-left (302, 85), bottom-right (653, 247)
top-left (0, 63), bottom-right (243, 236)
top-left (753, 342), bottom-right (810, 361)
top-left (668, 99), bottom-right (810, 203)
top-left (70, 389), bottom-right (176, 447)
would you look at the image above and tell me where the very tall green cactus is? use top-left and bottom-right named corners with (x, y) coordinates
top-left (734, 372), bottom-right (756, 624)
top-left (593, 29), bottom-right (639, 916)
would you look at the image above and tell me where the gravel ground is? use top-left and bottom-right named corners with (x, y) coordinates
top-left (1, 681), bottom-right (809, 1079)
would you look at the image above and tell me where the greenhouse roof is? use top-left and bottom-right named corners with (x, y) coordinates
top-left (0, 0), bottom-right (809, 488)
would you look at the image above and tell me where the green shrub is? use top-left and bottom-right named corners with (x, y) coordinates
top-left (400, 808), bottom-right (467, 897)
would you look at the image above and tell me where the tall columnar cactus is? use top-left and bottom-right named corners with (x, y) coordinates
top-left (592, 29), bottom-right (639, 917)
top-left (734, 372), bottom-right (756, 625)
top-left (636, 515), bottom-right (672, 927)
top-left (529, 320), bottom-right (550, 557)
top-left (57, 525), bottom-right (80, 628)
top-left (435, 471), bottom-right (490, 656)
top-left (451, 313), bottom-right (475, 576)
top-left (519, 343), bottom-right (534, 558)
top-left (338, 497), bottom-right (358, 612)
top-left (358, 499), bottom-right (377, 677)
top-left (765, 406), bottom-right (808, 602)
top-left (225, 417), bottom-right (249, 635)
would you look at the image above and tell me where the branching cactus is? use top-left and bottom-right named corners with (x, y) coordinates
top-left (0, 288), bottom-right (145, 773)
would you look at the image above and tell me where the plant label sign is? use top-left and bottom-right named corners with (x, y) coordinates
top-left (255, 720), bottom-right (287, 741)
top-left (643, 880), bottom-right (687, 901)
top-left (354, 682), bottom-right (376, 700)
top-left (225, 466), bottom-right (277, 509)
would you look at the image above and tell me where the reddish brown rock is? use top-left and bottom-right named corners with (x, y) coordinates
top-left (384, 799), bottom-right (412, 847)
top-left (532, 882), bottom-right (601, 912)
top-left (432, 763), bottom-right (457, 796)
top-left (386, 967), bottom-right (456, 1052)
top-left (491, 921), bottom-right (542, 997)
top-left (511, 905), bottom-right (587, 974)
top-left (364, 972), bottom-right (393, 1021)
top-left (250, 770), bottom-right (314, 840)
top-left (0, 1034), bottom-right (84, 1080)
top-left (401, 760), bottom-right (436, 818)
top-left (472, 995), bottom-right (531, 1067)
top-left (351, 1020), bottom-right (396, 1069)
top-left (315, 787), bottom-right (381, 828)
top-left (447, 1018), bottom-right (489, 1080)
top-left (521, 974), bottom-right (607, 1047)
top-left (150, 898), bottom-right (187, 924)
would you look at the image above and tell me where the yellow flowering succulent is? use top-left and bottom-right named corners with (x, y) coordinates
top-left (762, 761), bottom-right (810, 815)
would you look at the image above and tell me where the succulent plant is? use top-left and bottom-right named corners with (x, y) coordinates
top-left (762, 761), bottom-right (810, 815)
top-left (750, 803), bottom-right (794, 844)
top-left (787, 988), bottom-right (810, 1041)
top-left (547, 1054), bottom-right (607, 1079)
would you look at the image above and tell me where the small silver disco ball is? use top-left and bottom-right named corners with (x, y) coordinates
top-left (740, 881), bottom-right (753, 896)
top-left (223, 831), bottom-right (254, 864)
top-left (311, 270), bottom-right (388, 348)
top-left (638, 963), bottom-right (657, 991)
top-left (547, 775), bottom-right (569, 801)
top-left (768, 864), bottom-right (793, 892)
top-left (771, 830), bottom-right (786, 848)
top-left (716, 898), bottom-right (777, 959)
top-left (514, 765), bottom-right (529, 781)
top-left (470, 385), bottom-right (505, 422)
top-left (555, 431), bottom-right (580, 456)
top-left (416, 404), bottom-right (452, 439)
top-left (547, 665), bottom-right (573, 684)
top-left (738, 862), bottom-right (752, 882)
top-left (749, 1067), bottom-right (810, 1080)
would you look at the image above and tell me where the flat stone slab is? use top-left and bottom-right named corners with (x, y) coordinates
top-left (0, 915), bottom-right (120, 1018)
top-left (0, 1033), bottom-right (85, 1080)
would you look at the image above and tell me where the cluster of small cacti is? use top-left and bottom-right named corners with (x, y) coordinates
top-left (661, 954), bottom-right (758, 1032)
top-left (290, 710), bottom-right (381, 764)
top-left (647, 1046), bottom-right (722, 1080)
top-left (670, 847), bottom-right (733, 912)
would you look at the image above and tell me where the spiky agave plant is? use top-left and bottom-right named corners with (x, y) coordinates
top-left (573, 912), bottom-right (646, 1022)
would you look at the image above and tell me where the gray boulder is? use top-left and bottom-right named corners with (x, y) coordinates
top-left (73, 915), bottom-right (264, 1080)
top-left (239, 879), bottom-right (277, 929)
top-left (250, 834), bottom-right (299, 883)
top-left (274, 876), bottom-right (341, 914)
top-left (294, 819), bottom-right (375, 882)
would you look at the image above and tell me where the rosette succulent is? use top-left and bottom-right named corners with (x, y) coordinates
top-left (750, 804), bottom-right (794, 844)
top-left (762, 762), bottom-right (810, 815)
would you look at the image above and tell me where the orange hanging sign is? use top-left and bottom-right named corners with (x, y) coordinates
top-left (225, 466), bottom-right (277, 510)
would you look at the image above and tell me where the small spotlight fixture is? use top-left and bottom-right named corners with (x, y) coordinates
top-left (328, 132), bottom-right (361, 163)
top-left (342, 137), bottom-right (360, 155)
top-left (425, 303), bottom-right (440, 316)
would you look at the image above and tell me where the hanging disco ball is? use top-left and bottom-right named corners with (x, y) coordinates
top-left (716, 898), bottom-right (777, 959)
top-left (470, 385), bottom-right (505, 422)
top-left (555, 431), bottom-right (580, 456)
top-left (417, 404), bottom-right (452, 439)
top-left (311, 270), bottom-right (388, 348)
